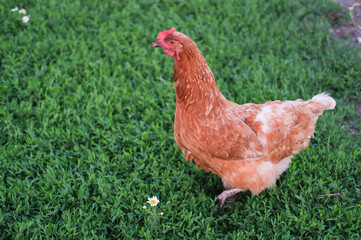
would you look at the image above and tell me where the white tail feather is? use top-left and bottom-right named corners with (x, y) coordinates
top-left (311, 92), bottom-right (336, 110)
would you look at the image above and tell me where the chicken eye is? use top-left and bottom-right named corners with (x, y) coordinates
top-left (170, 41), bottom-right (174, 44)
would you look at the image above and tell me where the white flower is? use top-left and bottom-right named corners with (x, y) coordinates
top-left (357, 37), bottom-right (361, 44)
top-left (19, 9), bottom-right (26, 14)
top-left (11, 7), bottom-right (18, 12)
top-left (142, 205), bottom-right (147, 209)
top-left (22, 16), bottom-right (30, 23)
top-left (147, 196), bottom-right (160, 207)
top-left (160, 212), bottom-right (164, 216)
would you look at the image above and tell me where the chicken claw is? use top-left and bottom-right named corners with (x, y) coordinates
top-left (216, 188), bottom-right (244, 215)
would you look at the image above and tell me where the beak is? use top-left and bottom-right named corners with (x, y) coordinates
top-left (151, 41), bottom-right (161, 48)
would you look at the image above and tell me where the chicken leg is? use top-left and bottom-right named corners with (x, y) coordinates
top-left (216, 188), bottom-right (244, 215)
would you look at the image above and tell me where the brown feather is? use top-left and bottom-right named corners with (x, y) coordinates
top-left (164, 31), bottom-right (336, 194)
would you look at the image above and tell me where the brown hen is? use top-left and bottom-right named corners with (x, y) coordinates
top-left (152, 28), bottom-right (336, 214)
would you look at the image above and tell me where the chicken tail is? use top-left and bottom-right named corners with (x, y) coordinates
top-left (310, 93), bottom-right (336, 112)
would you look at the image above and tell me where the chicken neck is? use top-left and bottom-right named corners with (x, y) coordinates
top-left (173, 47), bottom-right (226, 107)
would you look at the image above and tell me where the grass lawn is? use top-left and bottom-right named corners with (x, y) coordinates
top-left (1, 0), bottom-right (360, 239)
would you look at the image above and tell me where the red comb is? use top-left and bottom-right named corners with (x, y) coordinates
top-left (157, 27), bottom-right (176, 41)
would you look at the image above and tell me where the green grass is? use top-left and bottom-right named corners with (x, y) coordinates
top-left (1, 0), bottom-right (360, 239)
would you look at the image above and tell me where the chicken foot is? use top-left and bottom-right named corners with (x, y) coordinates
top-left (216, 188), bottom-right (244, 215)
